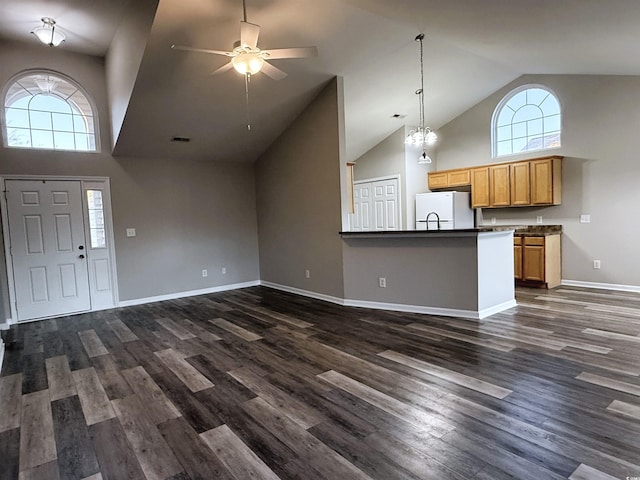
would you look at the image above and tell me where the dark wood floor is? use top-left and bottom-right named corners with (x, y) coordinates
top-left (1, 286), bottom-right (640, 480)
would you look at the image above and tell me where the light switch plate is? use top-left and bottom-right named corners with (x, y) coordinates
top-left (580, 214), bottom-right (591, 223)
top-left (126, 228), bottom-right (136, 237)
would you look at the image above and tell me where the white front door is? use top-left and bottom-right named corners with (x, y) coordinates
top-left (6, 180), bottom-right (91, 321)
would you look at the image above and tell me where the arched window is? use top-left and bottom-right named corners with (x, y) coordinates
top-left (3, 71), bottom-right (98, 152)
top-left (492, 85), bottom-right (560, 158)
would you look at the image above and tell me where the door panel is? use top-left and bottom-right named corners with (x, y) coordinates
top-left (350, 178), bottom-right (400, 231)
top-left (6, 180), bottom-right (91, 321)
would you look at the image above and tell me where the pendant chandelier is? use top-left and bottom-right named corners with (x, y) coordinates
top-left (404, 33), bottom-right (437, 163)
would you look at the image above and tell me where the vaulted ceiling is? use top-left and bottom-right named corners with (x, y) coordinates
top-left (2, 0), bottom-right (640, 163)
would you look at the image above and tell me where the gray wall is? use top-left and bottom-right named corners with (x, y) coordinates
top-left (342, 236), bottom-right (479, 310)
top-left (105, 0), bottom-right (159, 150)
top-left (354, 127), bottom-right (406, 181)
top-left (255, 78), bottom-right (345, 299)
top-left (436, 74), bottom-right (640, 287)
top-left (0, 40), bottom-right (260, 312)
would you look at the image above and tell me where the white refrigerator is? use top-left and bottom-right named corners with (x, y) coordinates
top-left (415, 192), bottom-right (474, 230)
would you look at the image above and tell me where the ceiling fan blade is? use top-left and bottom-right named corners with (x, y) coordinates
top-left (262, 46), bottom-right (318, 59)
top-left (240, 21), bottom-right (260, 49)
top-left (260, 61), bottom-right (288, 80)
top-left (211, 61), bottom-right (234, 76)
top-left (171, 45), bottom-right (232, 56)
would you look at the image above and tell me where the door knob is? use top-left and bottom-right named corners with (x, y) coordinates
top-left (79, 245), bottom-right (84, 250)
top-left (79, 254), bottom-right (85, 259)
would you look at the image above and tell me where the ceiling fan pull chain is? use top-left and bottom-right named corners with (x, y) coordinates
top-left (245, 73), bottom-right (251, 131)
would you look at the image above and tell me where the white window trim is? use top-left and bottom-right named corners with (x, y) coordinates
top-left (1, 68), bottom-right (101, 153)
top-left (491, 83), bottom-right (562, 159)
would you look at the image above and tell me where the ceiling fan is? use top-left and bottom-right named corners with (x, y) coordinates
top-left (171, 0), bottom-right (318, 81)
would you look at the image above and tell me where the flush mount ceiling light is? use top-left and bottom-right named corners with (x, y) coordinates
top-left (32, 17), bottom-right (66, 47)
top-left (405, 33), bottom-right (437, 164)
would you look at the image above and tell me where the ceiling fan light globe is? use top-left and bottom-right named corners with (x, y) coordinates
top-left (232, 52), bottom-right (264, 75)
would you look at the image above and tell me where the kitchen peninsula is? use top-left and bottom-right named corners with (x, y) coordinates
top-left (340, 228), bottom-right (516, 319)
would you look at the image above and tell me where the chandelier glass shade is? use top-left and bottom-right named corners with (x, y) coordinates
top-left (405, 33), bottom-right (437, 161)
top-left (404, 126), bottom-right (438, 146)
top-left (32, 17), bottom-right (65, 47)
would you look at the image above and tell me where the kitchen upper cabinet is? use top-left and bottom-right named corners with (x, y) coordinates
top-left (428, 172), bottom-right (448, 190)
top-left (428, 168), bottom-right (471, 190)
top-left (431, 156), bottom-right (562, 209)
top-left (489, 164), bottom-right (510, 207)
top-left (513, 234), bottom-right (561, 288)
top-left (510, 161), bottom-right (531, 206)
top-left (531, 157), bottom-right (562, 205)
top-left (470, 168), bottom-right (490, 208)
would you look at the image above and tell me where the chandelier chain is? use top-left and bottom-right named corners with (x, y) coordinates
top-left (419, 34), bottom-right (425, 147)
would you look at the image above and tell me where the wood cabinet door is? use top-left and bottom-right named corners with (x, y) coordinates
top-left (510, 162), bottom-right (531, 206)
top-left (470, 167), bottom-right (490, 207)
top-left (489, 164), bottom-right (510, 207)
top-left (531, 158), bottom-right (554, 205)
top-left (428, 172), bottom-right (448, 190)
top-left (447, 169), bottom-right (471, 187)
top-left (513, 243), bottom-right (523, 280)
top-left (523, 244), bottom-right (545, 282)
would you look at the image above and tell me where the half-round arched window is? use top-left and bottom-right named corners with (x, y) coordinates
top-left (492, 85), bottom-right (561, 158)
top-left (3, 71), bottom-right (98, 152)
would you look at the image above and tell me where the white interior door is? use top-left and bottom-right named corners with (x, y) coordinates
top-left (350, 177), bottom-right (400, 231)
top-left (372, 180), bottom-right (399, 230)
top-left (6, 180), bottom-right (91, 321)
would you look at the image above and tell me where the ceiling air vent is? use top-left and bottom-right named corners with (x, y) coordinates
top-left (171, 136), bottom-right (191, 143)
top-left (392, 114), bottom-right (406, 119)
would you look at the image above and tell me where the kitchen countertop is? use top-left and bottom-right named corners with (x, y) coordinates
top-left (477, 225), bottom-right (562, 236)
top-left (339, 229), bottom-right (515, 238)
top-left (340, 225), bottom-right (562, 237)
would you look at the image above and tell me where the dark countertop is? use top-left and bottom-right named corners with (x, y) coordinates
top-left (340, 225), bottom-right (562, 238)
top-left (477, 224), bottom-right (562, 236)
top-left (339, 229), bottom-right (517, 238)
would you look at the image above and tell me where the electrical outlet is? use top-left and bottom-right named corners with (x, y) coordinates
top-left (221, 267), bottom-right (227, 275)
top-left (536, 216), bottom-right (543, 224)
top-left (580, 214), bottom-right (591, 223)
top-left (379, 277), bottom-right (386, 288)
top-left (593, 260), bottom-right (601, 269)
top-left (491, 217), bottom-right (496, 225)
top-left (202, 269), bottom-right (208, 277)
top-left (305, 269), bottom-right (310, 279)
top-left (126, 228), bottom-right (136, 237)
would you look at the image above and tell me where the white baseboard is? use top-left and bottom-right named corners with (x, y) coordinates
top-left (343, 298), bottom-right (482, 319)
top-left (561, 279), bottom-right (640, 294)
top-left (261, 281), bottom-right (517, 320)
top-left (0, 318), bottom-right (10, 330)
top-left (118, 281), bottom-right (260, 308)
top-left (478, 299), bottom-right (518, 319)
top-left (260, 281), bottom-right (345, 306)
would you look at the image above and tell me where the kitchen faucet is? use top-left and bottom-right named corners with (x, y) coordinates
top-left (426, 211), bottom-right (440, 230)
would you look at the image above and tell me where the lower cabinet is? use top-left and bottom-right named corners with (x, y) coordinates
top-left (513, 234), bottom-right (561, 288)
